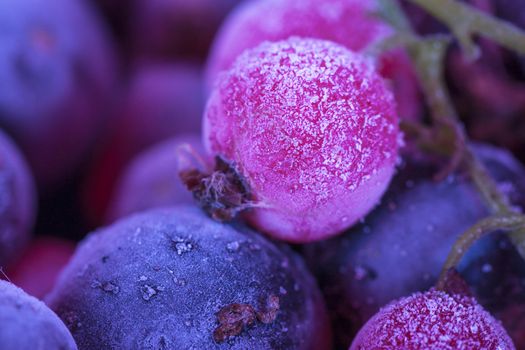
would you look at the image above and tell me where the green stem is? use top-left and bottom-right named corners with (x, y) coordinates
top-left (408, 36), bottom-right (457, 122)
top-left (436, 215), bottom-right (525, 291)
top-left (377, 0), bottom-right (525, 270)
top-left (406, 0), bottom-right (525, 59)
top-left (463, 149), bottom-right (512, 214)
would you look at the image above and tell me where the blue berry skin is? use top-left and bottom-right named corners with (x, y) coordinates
top-left (47, 206), bottom-right (331, 350)
top-left (0, 280), bottom-right (77, 350)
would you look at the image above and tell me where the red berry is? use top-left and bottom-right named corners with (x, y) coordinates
top-left (206, 0), bottom-right (421, 119)
top-left (7, 237), bottom-right (75, 299)
top-left (203, 38), bottom-right (400, 242)
top-left (351, 289), bottom-right (515, 349)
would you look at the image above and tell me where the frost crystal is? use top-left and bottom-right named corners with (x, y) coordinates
top-left (351, 289), bottom-right (515, 349)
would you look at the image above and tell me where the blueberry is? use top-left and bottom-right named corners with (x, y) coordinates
top-left (0, 280), bottom-right (77, 349)
top-left (47, 206), bottom-right (331, 349)
top-left (0, 129), bottom-right (35, 267)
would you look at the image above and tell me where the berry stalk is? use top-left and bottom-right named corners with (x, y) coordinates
top-left (435, 214), bottom-right (525, 291)
top-left (377, 0), bottom-right (525, 278)
top-left (406, 0), bottom-right (525, 59)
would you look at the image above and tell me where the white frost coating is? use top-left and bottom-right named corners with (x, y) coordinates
top-left (204, 37), bottom-right (399, 242)
top-left (351, 289), bottom-right (515, 350)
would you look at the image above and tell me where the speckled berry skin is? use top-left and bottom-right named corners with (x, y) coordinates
top-left (0, 130), bottom-right (36, 267)
top-left (350, 289), bottom-right (515, 350)
top-left (0, 0), bottom-right (117, 188)
top-left (206, 0), bottom-right (421, 119)
top-left (0, 280), bottom-right (77, 350)
top-left (106, 135), bottom-right (203, 223)
top-left (204, 38), bottom-right (399, 242)
top-left (46, 206), bottom-right (332, 350)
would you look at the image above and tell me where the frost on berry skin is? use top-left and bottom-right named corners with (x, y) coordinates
top-left (203, 38), bottom-right (400, 242)
top-left (0, 0), bottom-right (117, 188)
top-left (0, 130), bottom-right (36, 267)
top-left (302, 143), bottom-right (525, 348)
top-left (46, 206), bottom-right (332, 350)
top-left (106, 134), bottom-right (204, 223)
top-left (350, 289), bottom-right (515, 350)
top-left (0, 280), bottom-right (77, 350)
top-left (206, 0), bottom-right (421, 119)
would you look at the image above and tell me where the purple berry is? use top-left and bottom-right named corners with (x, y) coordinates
top-left (0, 280), bottom-right (77, 349)
top-left (0, 0), bottom-right (117, 188)
top-left (0, 130), bottom-right (35, 267)
top-left (302, 143), bottom-right (525, 348)
top-left (106, 134), bottom-right (204, 222)
top-left (82, 63), bottom-right (204, 225)
top-left (47, 206), bottom-right (332, 349)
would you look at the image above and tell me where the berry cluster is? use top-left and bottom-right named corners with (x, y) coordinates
top-left (0, 0), bottom-right (524, 349)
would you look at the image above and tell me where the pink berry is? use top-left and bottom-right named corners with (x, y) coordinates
top-left (350, 289), bottom-right (515, 350)
top-left (202, 38), bottom-right (399, 242)
top-left (206, 0), bottom-right (421, 119)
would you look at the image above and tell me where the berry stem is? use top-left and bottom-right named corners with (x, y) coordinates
top-left (406, 0), bottom-right (525, 60)
top-left (436, 214), bottom-right (525, 291)
top-left (377, 0), bottom-right (525, 273)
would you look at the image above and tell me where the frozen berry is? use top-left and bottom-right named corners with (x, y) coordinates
top-left (350, 289), bottom-right (515, 349)
top-left (7, 236), bottom-right (75, 299)
top-left (206, 0), bottom-right (421, 119)
top-left (0, 0), bottom-right (117, 188)
top-left (0, 280), bottom-right (77, 349)
top-left (106, 134), bottom-right (204, 223)
top-left (202, 38), bottom-right (399, 242)
top-left (47, 206), bottom-right (331, 349)
top-left (82, 63), bottom-right (204, 225)
top-left (0, 130), bottom-right (36, 267)
top-left (131, 0), bottom-right (243, 59)
top-left (302, 143), bottom-right (525, 348)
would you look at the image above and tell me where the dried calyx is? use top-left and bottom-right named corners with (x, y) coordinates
top-left (179, 156), bottom-right (260, 221)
